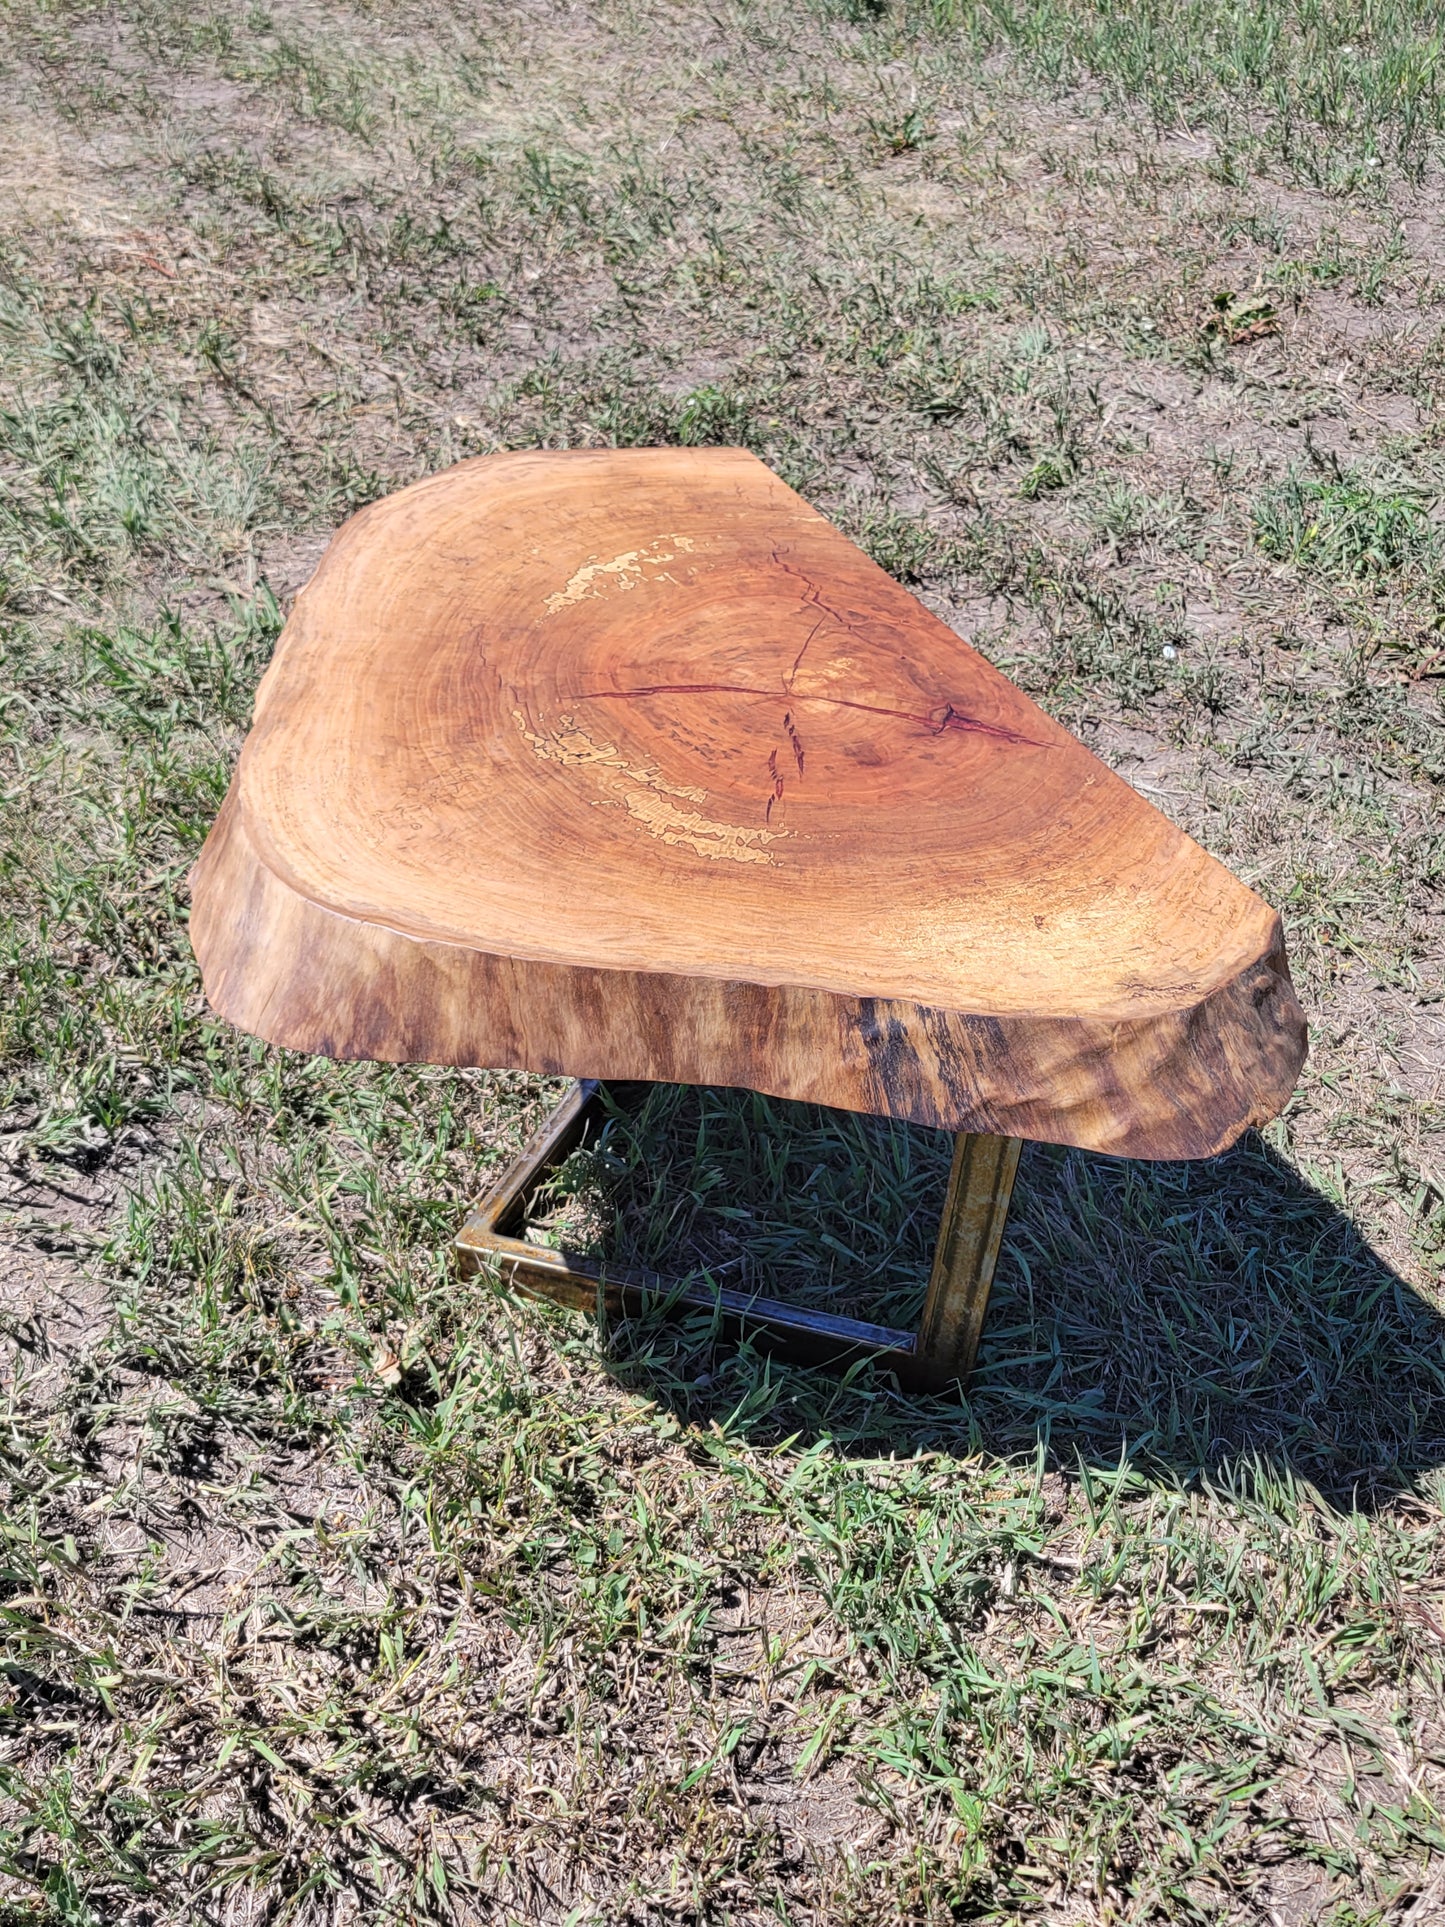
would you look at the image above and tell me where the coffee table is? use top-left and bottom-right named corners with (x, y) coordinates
top-left (189, 448), bottom-right (1307, 1387)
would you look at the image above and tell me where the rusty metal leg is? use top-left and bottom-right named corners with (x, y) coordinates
top-left (455, 1081), bottom-right (922, 1369)
top-left (907, 1133), bottom-right (1022, 1391)
top-left (457, 1083), bottom-right (1024, 1386)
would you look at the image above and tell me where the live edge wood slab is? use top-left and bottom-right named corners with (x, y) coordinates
top-left (191, 446), bottom-right (1305, 1161)
top-left (190, 448), bottom-right (1305, 1383)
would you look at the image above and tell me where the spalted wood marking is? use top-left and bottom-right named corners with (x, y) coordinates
top-left (190, 447), bottom-right (1306, 1158)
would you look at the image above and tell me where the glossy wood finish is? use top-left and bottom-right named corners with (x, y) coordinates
top-left (455, 1080), bottom-right (1020, 1385)
top-left (190, 447), bottom-right (1306, 1158)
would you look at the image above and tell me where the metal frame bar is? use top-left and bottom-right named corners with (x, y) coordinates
top-left (455, 1080), bottom-right (1021, 1388)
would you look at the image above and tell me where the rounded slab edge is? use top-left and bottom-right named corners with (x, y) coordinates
top-left (188, 785), bottom-right (1308, 1162)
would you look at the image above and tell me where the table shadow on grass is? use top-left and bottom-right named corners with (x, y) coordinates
top-left (521, 1083), bottom-right (1445, 1508)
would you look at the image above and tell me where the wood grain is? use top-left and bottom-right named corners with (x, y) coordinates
top-left (189, 447), bottom-right (1306, 1158)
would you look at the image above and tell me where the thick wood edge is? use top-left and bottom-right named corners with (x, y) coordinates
top-left (189, 788), bottom-right (1308, 1160)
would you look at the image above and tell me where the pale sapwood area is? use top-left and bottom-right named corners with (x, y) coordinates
top-left (189, 447), bottom-right (1306, 1159)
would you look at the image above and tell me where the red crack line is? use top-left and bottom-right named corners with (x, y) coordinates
top-left (786, 615), bottom-right (825, 689)
top-left (572, 682), bottom-right (1051, 748)
top-left (769, 552), bottom-right (874, 650)
top-left (783, 711), bottom-right (805, 775)
top-left (766, 748), bottom-right (784, 824)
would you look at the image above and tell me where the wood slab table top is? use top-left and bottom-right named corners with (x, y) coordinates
top-left (190, 447), bottom-right (1306, 1160)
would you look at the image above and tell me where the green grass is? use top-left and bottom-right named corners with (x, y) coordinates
top-left (913, 0), bottom-right (1445, 185)
top-left (0, 0), bottom-right (1442, 1919)
top-left (1253, 465), bottom-right (1440, 579)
